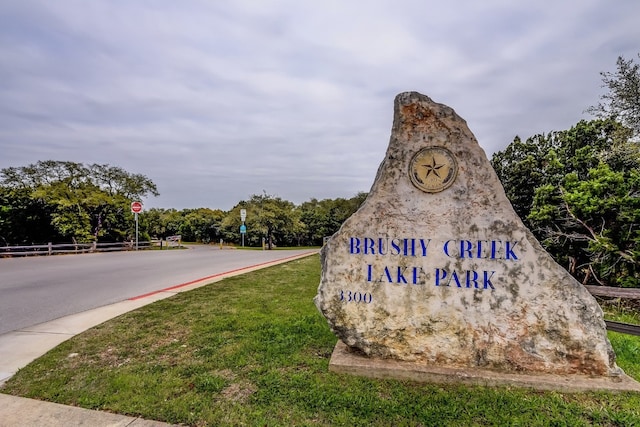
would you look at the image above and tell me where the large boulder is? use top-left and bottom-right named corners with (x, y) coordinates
top-left (315, 91), bottom-right (621, 376)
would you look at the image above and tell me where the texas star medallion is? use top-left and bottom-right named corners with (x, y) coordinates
top-left (409, 146), bottom-right (458, 193)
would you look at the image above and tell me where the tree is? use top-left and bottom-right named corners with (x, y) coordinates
top-left (298, 193), bottom-right (368, 245)
top-left (89, 163), bottom-right (158, 200)
top-left (587, 53), bottom-right (640, 137)
top-left (491, 119), bottom-right (640, 287)
top-left (221, 193), bottom-right (302, 248)
top-left (557, 164), bottom-right (640, 287)
top-left (0, 161), bottom-right (159, 244)
top-left (142, 208), bottom-right (182, 240)
top-left (489, 135), bottom-right (552, 229)
top-left (179, 208), bottom-right (225, 243)
top-left (0, 186), bottom-right (59, 245)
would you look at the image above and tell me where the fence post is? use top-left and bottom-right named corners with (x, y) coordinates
top-left (48, 242), bottom-right (52, 255)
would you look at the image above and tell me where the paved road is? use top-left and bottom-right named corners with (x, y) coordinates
top-left (0, 247), bottom-right (316, 335)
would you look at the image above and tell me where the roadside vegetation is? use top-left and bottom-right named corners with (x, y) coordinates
top-left (0, 163), bottom-right (365, 250)
top-left (3, 55), bottom-right (639, 289)
top-left (491, 53), bottom-right (640, 288)
top-left (2, 255), bottom-right (639, 426)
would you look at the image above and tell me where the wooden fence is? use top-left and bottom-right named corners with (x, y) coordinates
top-left (0, 241), bottom-right (153, 257)
top-left (585, 285), bottom-right (640, 336)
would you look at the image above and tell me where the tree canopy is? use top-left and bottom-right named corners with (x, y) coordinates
top-left (587, 54), bottom-right (640, 138)
top-left (220, 193), bottom-right (303, 249)
top-left (0, 161), bottom-right (158, 244)
top-left (0, 161), bottom-right (366, 249)
top-left (492, 53), bottom-right (640, 288)
top-left (492, 120), bottom-right (640, 287)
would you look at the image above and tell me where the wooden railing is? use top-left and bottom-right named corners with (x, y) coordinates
top-left (585, 285), bottom-right (640, 336)
top-left (585, 285), bottom-right (640, 300)
top-left (0, 241), bottom-right (153, 257)
top-left (604, 321), bottom-right (640, 336)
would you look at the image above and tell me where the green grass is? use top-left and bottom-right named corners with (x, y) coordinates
top-left (601, 300), bottom-right (640, 381)
top-left (2, 255), bottom-right (640, 426)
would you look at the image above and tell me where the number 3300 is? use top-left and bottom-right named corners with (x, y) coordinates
top-left (339, 290), bottom-right (372, 303)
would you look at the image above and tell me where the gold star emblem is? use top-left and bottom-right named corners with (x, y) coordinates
top-left (423, 156), bottom-right (445, 178)
top-left (409, 147), bottom-right (458, 193)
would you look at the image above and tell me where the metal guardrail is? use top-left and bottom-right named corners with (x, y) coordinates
top-left (0, 241), bottom-right (152, 257)
top-left (605, 320), bottom-right (640, 336)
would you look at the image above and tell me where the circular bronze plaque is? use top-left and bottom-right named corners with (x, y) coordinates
top-left (409, 146), bottom-right (458, 193)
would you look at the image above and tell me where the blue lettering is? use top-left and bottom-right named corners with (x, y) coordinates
top-left (350, 237), bottom-right (361, 254)
top-left (403, 239), bottom-right (416, 257)
top-left (368, 265), bottom-right (496, 290)
top-left (419, 239), bottom-right (431, 257)
top-left (396, 267), bottom-right (408, 284)
top-left (451, 271), bottom-right (462, 287)
top-left (412, 267), bottom-right (425, 284)
top-left (466, 270), bottom-right (479, 288)
top-left (491, 241), bottom-right (501, 259)
top-left (390, 239), bottom-right (401, 255)
top-left (364, 238), bottom-right (375, 255)
top-left (435, 268), bottom-right (447, 286)
top-left (483, 271), bottom-right (496, 290)
top-left (378, 238), bottom-right (387, 255)
top-left (384, 266), bottom-right (393, 283)
top-left (505, 241), bottom-right (518, 260)
top-left (443, 240), bottom-right (455, 257)
top-left (460, 240), bottom-right (473, 258)
top-left (477, 240), bottom-right (488, 259)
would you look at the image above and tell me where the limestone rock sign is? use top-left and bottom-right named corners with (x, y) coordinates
top-left (315, 91), bottom-right (622, 377)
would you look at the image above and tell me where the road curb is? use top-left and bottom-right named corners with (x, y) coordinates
top-left (0, 250), bottom-right (317, 386)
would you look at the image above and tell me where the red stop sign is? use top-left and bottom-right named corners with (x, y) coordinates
top-left (131, 201), bottom-right (143, 213)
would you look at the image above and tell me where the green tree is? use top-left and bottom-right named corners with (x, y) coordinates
top-left (491, 119), bottom-right (640, 287)
top-left (221, 193), bottom-right (301, 248)
top-left (142, 208), bottom-right (182, 240)
top-left (490, 135), bottom-right (552, 228)
top-left (0, 161), bottom-right (158, 244)
top-left (0, 186), bottom-right (59, 245)
top-left (179, 208), bottom-right (225, 243)
top-left (587, 53), bottom-right (640, 137)
top-left (561, 164), bottom-right (640, 287)
top-left (298, 193), bottom-right (367, 245)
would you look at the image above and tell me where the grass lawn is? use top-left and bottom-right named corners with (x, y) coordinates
top-left (2, 255), bottom-right (640, 426)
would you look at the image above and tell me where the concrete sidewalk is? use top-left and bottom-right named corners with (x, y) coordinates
top-left (0, 393), bottom-right (176, 426)
top-left (0, 250), bottom-right (317, 426)
top-left (0, 294), bottom-right (182, 427)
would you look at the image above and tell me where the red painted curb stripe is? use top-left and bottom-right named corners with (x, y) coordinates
top-left (128, 251), bottom-right (316, 301)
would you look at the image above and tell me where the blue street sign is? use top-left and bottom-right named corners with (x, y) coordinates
top-left (240, 224), bottom-right (247, 234)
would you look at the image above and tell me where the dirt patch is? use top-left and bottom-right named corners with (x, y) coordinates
top-left (219, 380), bottom-right (257, 403)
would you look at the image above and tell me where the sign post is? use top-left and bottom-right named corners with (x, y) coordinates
top-left (240, 224), bottom-right (246, 247)
top-left (240, 209), bottom-right (247, 247)
top-left (131, 201), bottom-right (144, 250)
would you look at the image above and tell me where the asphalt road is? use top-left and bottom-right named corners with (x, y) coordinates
top-left (0, 246), bottom-right (316, 335)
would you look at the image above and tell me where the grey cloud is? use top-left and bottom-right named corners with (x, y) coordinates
top-left (1, 1), bottom-right (639, 209)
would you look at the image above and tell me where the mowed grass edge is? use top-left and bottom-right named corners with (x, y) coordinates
top-left (2, 255), bottom-right (639, 426)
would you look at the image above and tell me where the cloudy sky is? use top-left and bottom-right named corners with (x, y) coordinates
top-left (1, 1), bottom-right (638, 210)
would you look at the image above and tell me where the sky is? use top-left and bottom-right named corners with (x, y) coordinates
top-left (1, 1), bottom-right (639, 210)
